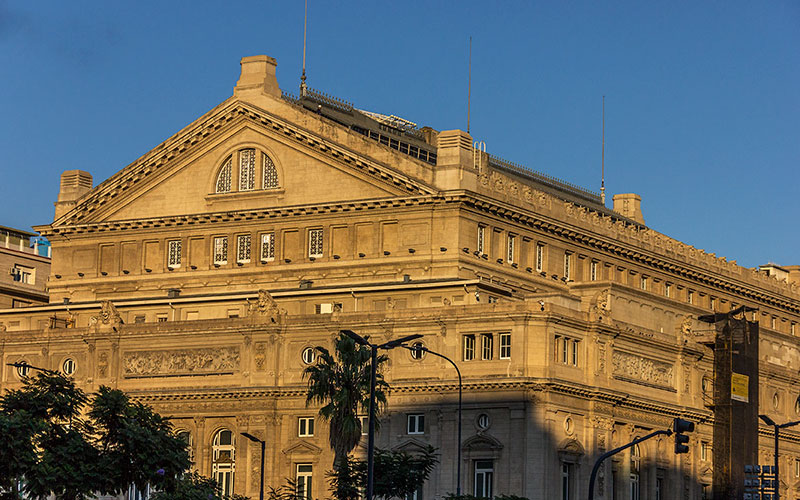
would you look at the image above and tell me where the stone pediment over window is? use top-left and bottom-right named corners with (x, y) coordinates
top-left (392, 438), bottom-right (429, 453)
top-left (557, 438), bottom-right (585, 462)
top-left (462, 433), bottom-right (503, 461)
top-left (282, 440), bottom-right (322, 457)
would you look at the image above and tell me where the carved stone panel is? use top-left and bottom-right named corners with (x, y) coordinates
top-left (611, 350), bottom-right (674, 389)
top-left (122, 346), bottom-right (240, 378)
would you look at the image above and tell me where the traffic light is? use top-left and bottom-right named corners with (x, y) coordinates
top-left (673, 417), bottom-right (695, 454)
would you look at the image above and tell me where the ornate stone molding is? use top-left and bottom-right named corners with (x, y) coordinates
top-left (611, 350), bottom-right (674, 389)
top-left (122, 346), bottom-right (240, 378)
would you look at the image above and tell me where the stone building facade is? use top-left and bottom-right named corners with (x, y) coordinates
top-left (0, 225), bottom-right (50, 308)
top-left (1, 55), bottom-right (800, 500)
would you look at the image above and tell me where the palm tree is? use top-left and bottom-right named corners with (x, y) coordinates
top-left (303, 333), bottom-right (389, 499)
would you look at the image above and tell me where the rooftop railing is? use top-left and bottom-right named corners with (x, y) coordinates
top-left (487, 153), bottom-right (601, 204)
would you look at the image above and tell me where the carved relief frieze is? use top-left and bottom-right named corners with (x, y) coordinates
top-left (612, 350), bottom-right (674, 389)
top-left (122, 346), bottom-right (240, 378)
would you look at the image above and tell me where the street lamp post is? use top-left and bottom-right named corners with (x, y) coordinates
top-left (758, 414), bottom-right (800, 500)
top-left (241, 432), bottom-right (265, 500)
top-left (403, 344), bottom-right (462, 496)
top-left (341, 329), bottom-right (423, 500)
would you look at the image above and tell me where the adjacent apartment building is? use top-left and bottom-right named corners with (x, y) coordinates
top-left (0, 225), bottom-right (50, 308)
top-left (1, 55), bottom-right (799, 500)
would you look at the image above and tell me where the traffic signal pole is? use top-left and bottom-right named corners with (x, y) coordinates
top-left (587, 429), bottom-right (672, 500)
top-left (588, 418), bottom-right (695, 500)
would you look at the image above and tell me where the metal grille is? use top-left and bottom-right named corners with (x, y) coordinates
top-left (215, 157), bottom-right (232, 193)
top-left (261, 233), bottom-right (275, 261)
top-left (309, 229), bottom-right (323, 258)
top-left (213, 237), bottom-right (228, 264)
top-left (507, 235), bottom-right (515, 264)
top-left (263, 154), bottom-right (279, 189)
top-left (239, 149), bottom-right (255, 191)
top-left (536, 244), bottom-right (544, 272)
top-left (168, 240), bottom-right (181, 268)
top-left (477, 226), bottom-right (485, 255)
top-left (237, 235), bottom-right (251, 263)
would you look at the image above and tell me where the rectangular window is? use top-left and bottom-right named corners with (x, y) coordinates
top-left (474, 460), bottom-right (494, 498)
top-left (771, 316), bottom-right (777, 329)
top-left (570, 339), bottom-right (579, 366)
top-left (507, 235), bottom-right (516, 264)
top-left (564, 252), bottom-right (572, 280)
top-left (590, 261), bottom-right (598, 281)
top-left (665, 283), bottom-right (672, 298)
top-left (536, 244), bottom-right (545, 272)
top-left (499, 333), bottom-right (511, 359)
top-left (309, 228), bottom-right (324, 258)
top-left (167, 240), bottom-right (181, 268)
top-left (640, 276), bottom-right (647, 290)
top-left (11, 265), bottom-right (35, 284)
top-left (710, 297), bottom-right (717, 310)
top-left (213, 237), bottom-right (228, 265)
top-left (792, 322), bottom-right (797, 336)
top-left (561, 463), bottom-right (572, 500)
top-left (477, 226), bottom-right (486, 255)
top-left (359, 416), bottom-right (369, 435)
top-left (688, 290), bottom-right (694, 304)
top-left (463, 335), bottom-right (476, 361)
top-left (260, 232), bottom-right (275, 262)
top-left (481, 334), bottom-right (493, 360)
top-left (700, 441), bottom-right (710, 461)
top-left (236, 234), bottom-right (251, 263)
top-left (134, 315), bottom-right (145, 324)
top-left (407, 414), bottom-right (425, 435)
top-left (296, 464), bottom-right (313, 500)
top-left (794, 458), bottom-right (800, 478)
top-left (156, 314), bottom-right (168, 323)
top-left (298, 417), bottom-right (314, 437)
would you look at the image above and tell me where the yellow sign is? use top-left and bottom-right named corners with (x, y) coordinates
top-left (731, 373), bottom-right (749, 402)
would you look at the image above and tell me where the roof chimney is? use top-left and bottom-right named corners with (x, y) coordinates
top-left (612, 193), bottom-right (645, 224)
top-left (55, 170), bottom-right (92, 220)
top-left (234, 55), bottom-right (281, 98)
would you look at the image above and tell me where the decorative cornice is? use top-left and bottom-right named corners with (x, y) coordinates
top-left (458, 192), bottom-right (800, 314)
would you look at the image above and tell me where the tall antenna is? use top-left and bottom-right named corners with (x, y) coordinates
top-left (601, 95), bottom-right (606, 205)
top-left (467, 36), bottom-right (472, 135)
top-left (300, 0), bottom-right (308, 97)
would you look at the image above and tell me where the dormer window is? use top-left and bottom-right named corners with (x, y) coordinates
top-left (214, 149), bottom-right (280, 194)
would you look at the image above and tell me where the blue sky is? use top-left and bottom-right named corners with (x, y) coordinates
top-left (1, 1), bottom-right (797, 269)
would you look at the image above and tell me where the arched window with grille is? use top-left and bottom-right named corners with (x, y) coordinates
top-left (263, 154), bottom-right (279, 189)
top-left (630, 443), bottom-right (641, 500)
top-left (239, 148), bottom-right (256, 191)
top-left (216, 156), bottom-right (233, 193)
top-left (212, 429), bottom-right (235, 496)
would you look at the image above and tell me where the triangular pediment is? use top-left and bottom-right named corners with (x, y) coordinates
top-left (51, 99), bottom-right (438, 228)
top-left (392, 438), bottom-right (429, 453)
top-left (282, 440), bottom-right (322, 456)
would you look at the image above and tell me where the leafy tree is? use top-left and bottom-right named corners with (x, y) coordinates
top-left (0, 370), bottom-right (205, 499)
top-left (150, 471), bottom-right (250, 500)
top-left (303, 334), bottom-right (388, 500)
top-left (329, 445), bottom-right (439, 500)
